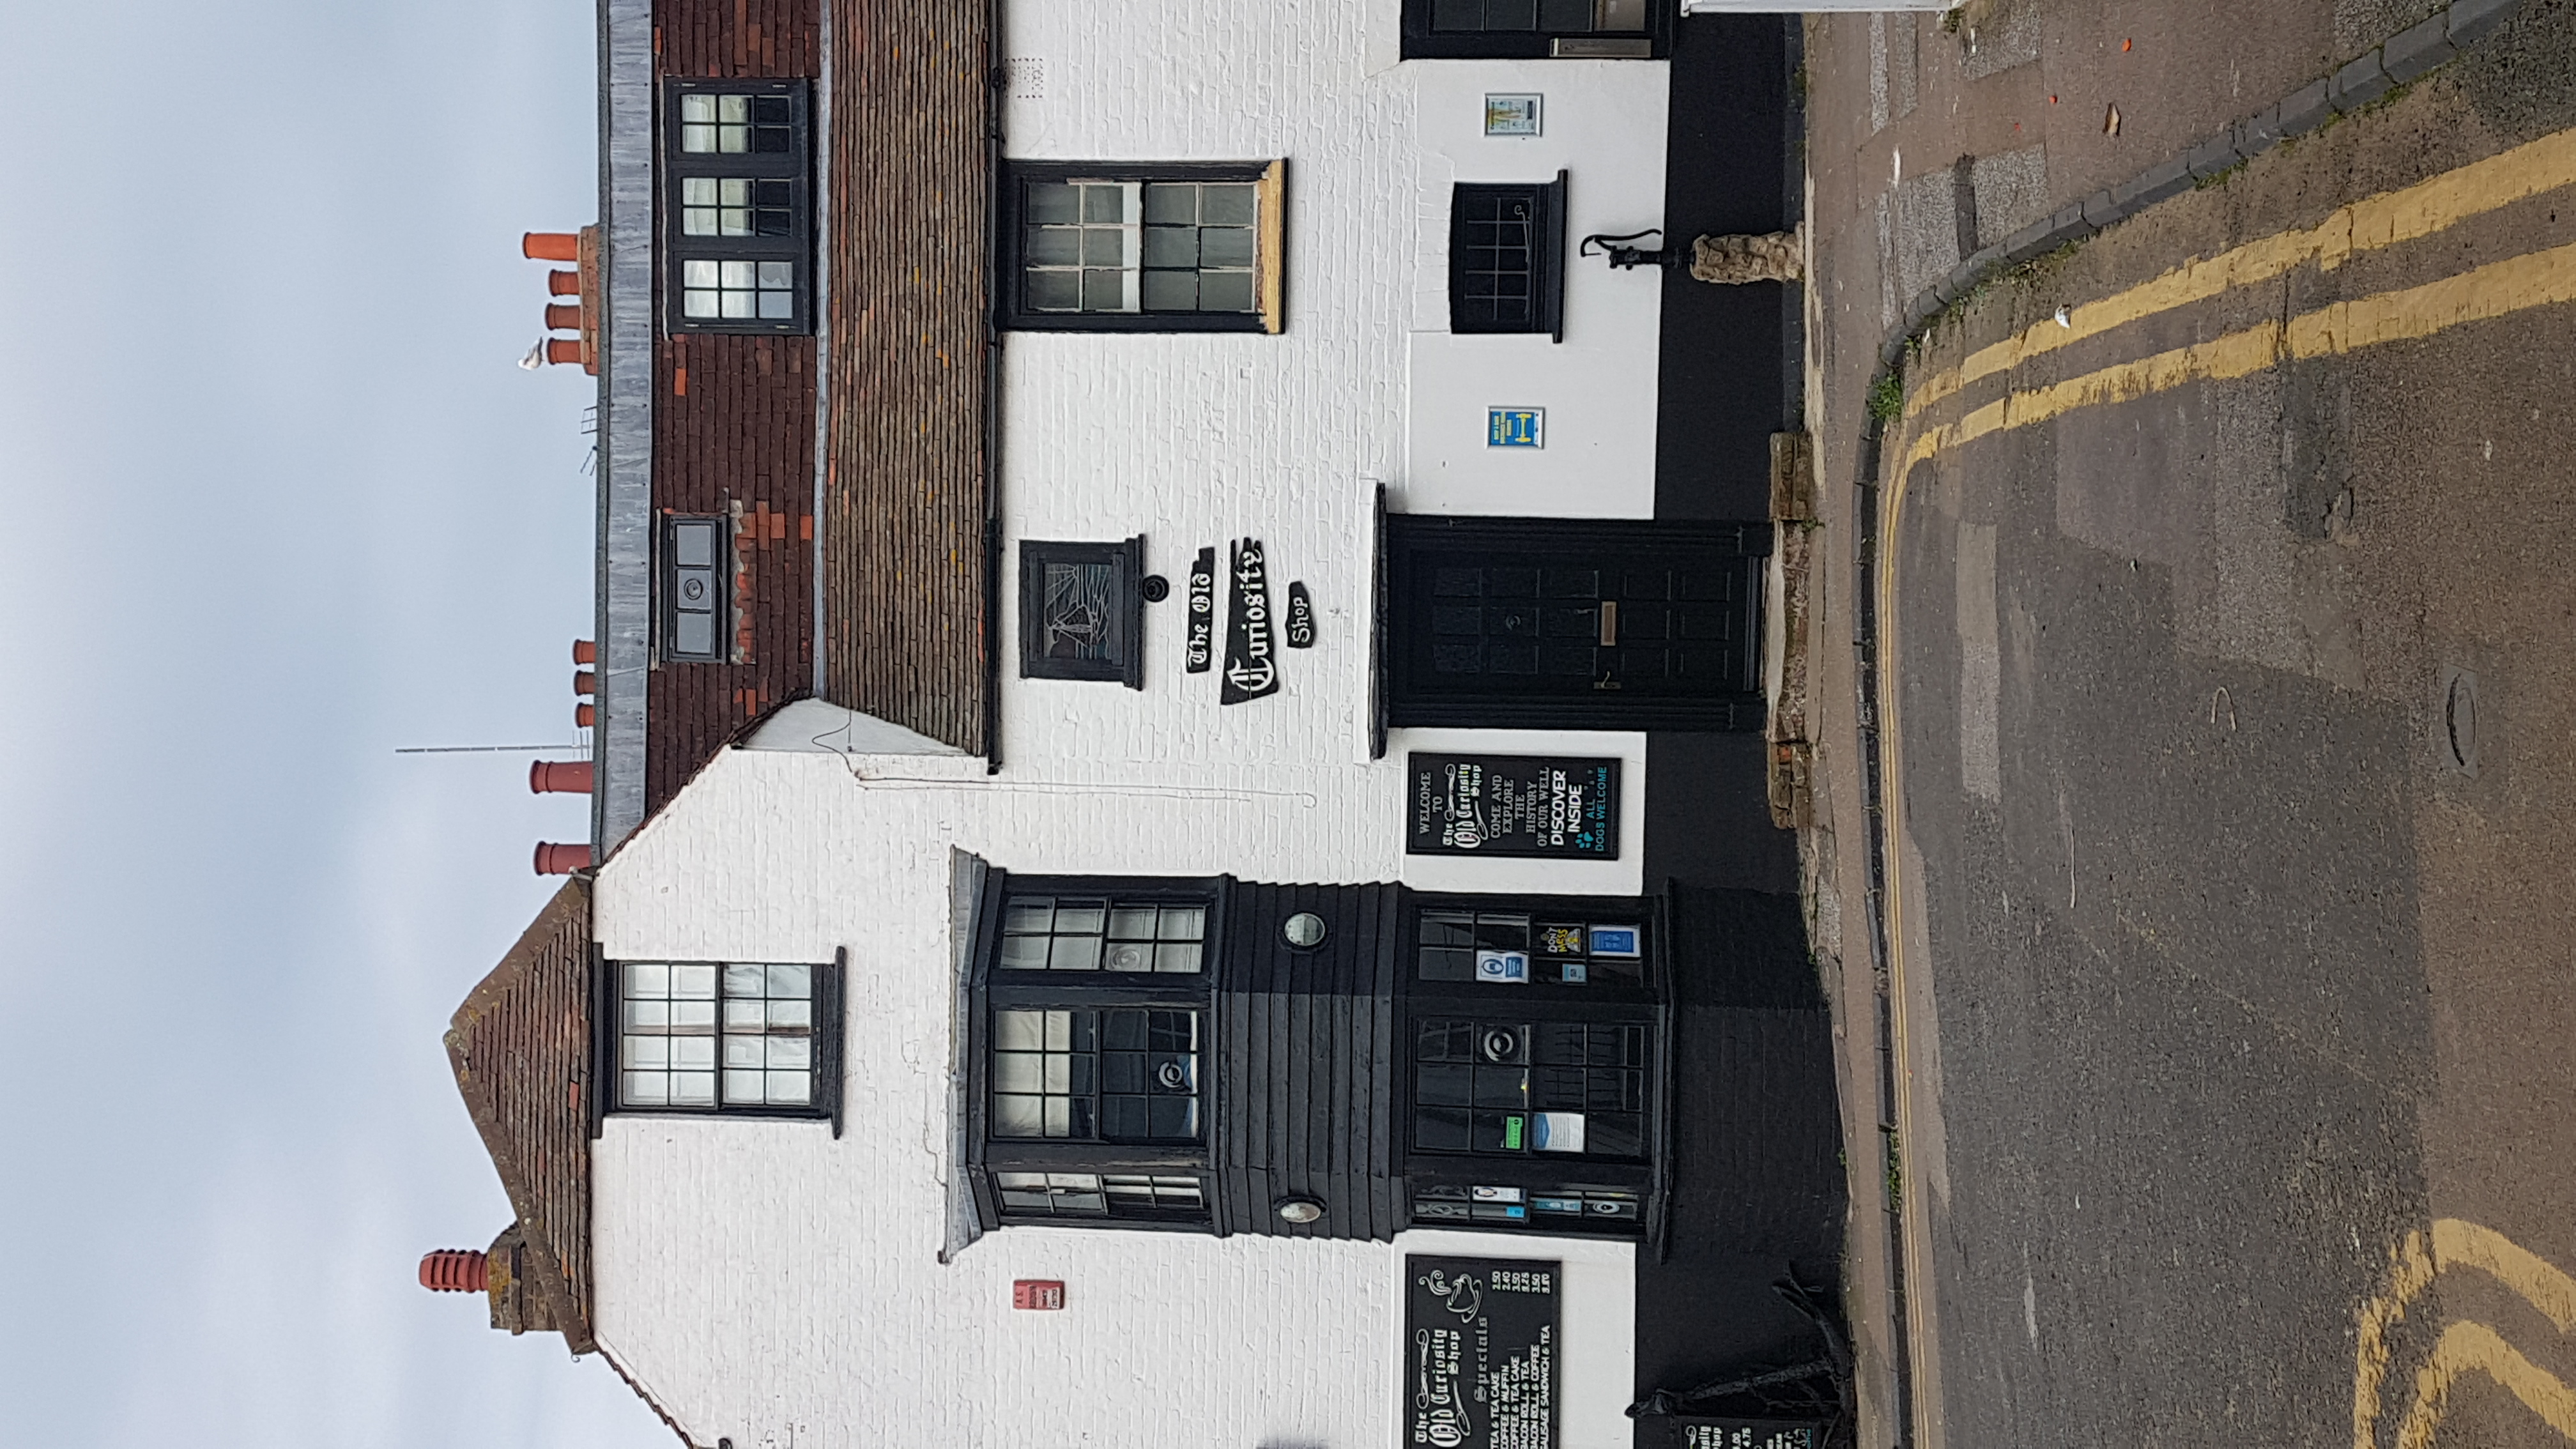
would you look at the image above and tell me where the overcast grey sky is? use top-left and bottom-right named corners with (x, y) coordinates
top-left (0, 2), bottom-right (670, 1443)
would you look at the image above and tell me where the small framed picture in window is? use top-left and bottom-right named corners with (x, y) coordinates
top-left (1484, 94), bottom-right (1543, 138)
top-left (1019, 537), bottom-right (1147, 688)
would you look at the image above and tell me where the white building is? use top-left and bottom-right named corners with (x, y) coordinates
top-left (438, 3), bottom-right (1844, 1447)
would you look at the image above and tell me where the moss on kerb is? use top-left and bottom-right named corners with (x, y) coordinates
top-left (2195, 158), bottom-right (2250, 189)
top-left (1866, 371), bottom-right (1905, 423)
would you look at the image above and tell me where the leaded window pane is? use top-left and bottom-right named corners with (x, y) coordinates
top-left (1023, 177), bottom-right (1258, 316)
top-left (676, 256), bottom-right (795, 322)
top-left (618, 960), bottom-right (822, 1112)
top-left (988, 1006), bottom-right (1200, 1144)
top-left (994, 1170), bottom-right (1203, 1221)
top-left (997, 891), bottom-right (1209, 974)
top-left (675, 91), bottom-right (790, 155)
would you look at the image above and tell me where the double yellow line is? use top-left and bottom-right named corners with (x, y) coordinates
top-left (1897, 238), bottom-right (2576, 475)
top-left (1901, 121), bottom-right (2576, 442)
top-left (2353, 1220), bottom-right (2576, 1448)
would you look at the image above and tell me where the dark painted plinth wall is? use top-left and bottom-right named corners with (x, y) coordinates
top-left (1636, 888), bottom-right (1847, 1407)
top-left (1643, 13), bottom-right (1804, 900)
top-left (1644, 733), bottom-right (1798, 895)
top-left (1655, 13), bottom-right (1797, 524)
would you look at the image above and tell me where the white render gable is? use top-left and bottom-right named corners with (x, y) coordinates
top-left (591, 747), bottom-right (1641, 1448)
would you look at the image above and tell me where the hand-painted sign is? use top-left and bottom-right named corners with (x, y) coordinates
top-left (1407, 754), bottom-right (1620, 859)
top-left (1221, 538), bottom-right (1280, 704)
top-left (1405, 1256), bottom-right (1557, 1449)
top-left (1285, 580), bottom-right (1317, 648)
top-left (1674, 1425), bottom-right (1820, 1449)
top-left (1185, 547), bottom-right (1215, 673)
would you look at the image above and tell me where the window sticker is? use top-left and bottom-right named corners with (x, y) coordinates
top-left (1533, 1112), bottom-right (1586, 1153)
top-left (1487, 406), bottom-right (1545, 448)
top-left (1475, 949), bottom-right (1531, 983)
top-left (1588, 924), bottom-right (1641, 957)
top-left (1537, 923), bottom-right (1586, 956)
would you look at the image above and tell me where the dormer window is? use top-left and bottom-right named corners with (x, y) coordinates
top-left (660, 515), bottom-right (731, 662)
top-left (680, 178), bottom-right (793, 238)
top-left (677, 91), bottom-right (793, 155)
top-left (663, 81), bottom-right (810, 334)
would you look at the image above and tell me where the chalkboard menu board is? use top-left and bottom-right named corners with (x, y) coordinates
top-left (1407, 755), bottom-right (1620, 859)
top-left (1404, 1256), bottom-right (1558, 1449)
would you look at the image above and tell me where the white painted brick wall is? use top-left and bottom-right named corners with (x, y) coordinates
top-left (994, 0), bottom-right (1669, 772)
top-left (589, 4), bottom-right (1680, 1443)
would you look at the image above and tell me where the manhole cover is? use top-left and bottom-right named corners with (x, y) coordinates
top-left (2439, 666), bottom-right (2481, 777)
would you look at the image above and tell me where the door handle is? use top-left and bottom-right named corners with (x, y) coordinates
top-left (1598, 601), bottom-right (1618, 647)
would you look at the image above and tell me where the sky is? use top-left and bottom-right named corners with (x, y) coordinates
top-left (0, 1), bottom-right (673, 1444)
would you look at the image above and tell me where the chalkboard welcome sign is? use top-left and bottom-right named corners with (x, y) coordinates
top-left (1407, 754), bottom-right (1620, 859)
top-left (1406, 1256), bottom-right (1558, 1449)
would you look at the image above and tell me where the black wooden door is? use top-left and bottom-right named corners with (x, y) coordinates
top-left (1384, 516), bottom-right (1770, 730)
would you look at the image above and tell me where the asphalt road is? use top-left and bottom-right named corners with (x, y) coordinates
top-left (1800, 2), bottom-right (2576, 1446)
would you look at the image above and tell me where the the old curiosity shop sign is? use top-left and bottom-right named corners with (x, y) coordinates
top-left (1185, 547), bottom-right (1215, 673)
top-left (1406, 1256), bottom-right (1558, 1449)
top-left (1220, 537), bottom-right (1280, 704)
top-left (1407, 754), bottom-right (1620, 859)
top-left (1284, 580), bottom-right (1317, 648)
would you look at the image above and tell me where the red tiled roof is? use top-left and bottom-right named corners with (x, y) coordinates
top-left (445, 880), bottom-right (595, 1353)
top-left (820, 0), bottom-right (993, 753)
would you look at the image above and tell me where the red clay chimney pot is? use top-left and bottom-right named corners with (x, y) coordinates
top-left (548, 269), bottom-right (581, 296)
top-left (545, 338), bottom-right (585, 365)
top-left (572, 640), bottom-right (597, 664)
top-left (530, 761), bottom-right (595, 795)
top-left (418, 1249), bottom-right (489, 1293)
top-left (522, 232), bottom-right (580, 262)
top-left (575, 702), bottom-right (596, 728)
top-left (574, 670), bottom-right (598, 696)
top-left (534, 842), bottom-right (593, 875)
top-left (544, 302), bottom-right (584, 332)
